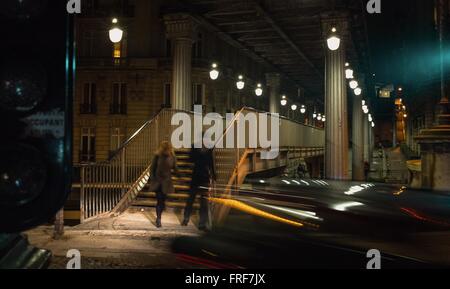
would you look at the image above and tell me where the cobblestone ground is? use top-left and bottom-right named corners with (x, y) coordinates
top-left (25, 209), bottom-right (202, 269)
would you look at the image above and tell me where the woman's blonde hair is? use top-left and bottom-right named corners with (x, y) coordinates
top-left (157, 141), bottom-right (175, 157)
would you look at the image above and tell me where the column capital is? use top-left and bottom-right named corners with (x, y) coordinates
top-left (163, 13), bottom-right (198, 41)
top-left (265, 73), bottom-right (281, 87)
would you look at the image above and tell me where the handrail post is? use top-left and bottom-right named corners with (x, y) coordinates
top-left (121, 147), bottom-right (126, 195)
top-left (80, 166), bottom-right (85, 223)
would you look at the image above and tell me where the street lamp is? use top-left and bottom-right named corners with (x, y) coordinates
top-left (345, 63), bottom-right (354, 79)
top-left (209, 63), bottom-right (219, 80)
top-left (354, 87), bottom-right (362, 96)
top-left (327, 27), bottom-right (341, 51)
top-left (236, 75), bottom-right (245, 90)
top-left (368, 114), bottom-right (373, 122)
top-left (322, 116), bottom-right (326, 122)
top-left (109, 18), bottom-right (123, 43)
top-left (291, 104), bottom-right (298, 111)
top-left (300, 105), bottom-right (306, 114)
top-left (281, 95), bottom-right (287, 106)
top-left (371, 122), bottom-right (375, 128)
top-left (317, 114), bottom-right (322, 121)
top-left (255, 83), bottom-right (263, 96)
top-left (349, 80), bottom-right (359, 89)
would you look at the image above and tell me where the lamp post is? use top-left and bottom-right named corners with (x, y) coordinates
top-left (291, 104), bottom-right (297, 121)
top-left (349, 80), bottom-right (359, 89)
top-left (345, 62), bottom-right (354, 79)
top-left (236, 75), bottom-right (245, 90)
top-left (327, 27), bottom-right (341, 51)
top-left (255, 83), bottom-right (263, 97)
top-left (209, 63), bottom-right (219, 80)
top-left (109, 18), bottom-right (123, 43)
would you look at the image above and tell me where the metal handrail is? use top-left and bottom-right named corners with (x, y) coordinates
top-left (79, 107), bottom-right (326, 222)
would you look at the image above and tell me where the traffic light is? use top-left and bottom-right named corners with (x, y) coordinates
top-left (0, 1), bottom-right (74, 232)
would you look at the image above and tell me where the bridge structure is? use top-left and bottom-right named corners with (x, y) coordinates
top-left (75, 107), bottom-right (324, 223)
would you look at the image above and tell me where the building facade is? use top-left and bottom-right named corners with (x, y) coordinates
top-left (73, 0), bottom-right (306, 165)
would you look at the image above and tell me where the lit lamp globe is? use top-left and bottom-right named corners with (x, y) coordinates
top-left (313, 112), bottom-right (317, 119)
top-left (109, 18), bottom-right (123, 43)
top-left (322, 117), bottom-right (326, 122)
top-left (255, 83), bottom-right (263, 96)
top-left (300, 105), bottom-right (306, 114)
top-left (349, 80), bottom-right (359, 89)
top-left (345, 68), bottom-right (354, 79)
top-left (291, 104), bottom-right (297, 111)
top-left (280, 99), bottom-right (287, 106)
top-left (209, 63), bottom-right (219, 80)
top-left (354, 87), bottom-right (362, 96)
top-left (371, 122), bottom-right (375, 128)
top-left (327, 27), bottom-right (341, 51)
top-left (368, 114), bottom-right (373, 122)
top-left (362, 100), bottom-right (366, 106)
top-left (317, 114), bottom-right (322, 121)
top-left (236, 75), bottom-right (245, 90)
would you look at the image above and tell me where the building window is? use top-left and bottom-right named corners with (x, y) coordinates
top-left (113, 42), bottom-right (121, 59)
top-left (163, 83), bottom-right (171, 108)
top-left (82, 31), bottom-right (95, 57)
top-left (192, 33), bottom-right (203, 58)
top-left (111, 83), bottom-right (127, 115)
top-left (80, 128), bottom-right (96, 163)
top-left (81, 83), bottom-right (97, 114)
top-left (192, 83), bottom-right (205, 105)
top-left (110, 127), bottom-right (125, 155)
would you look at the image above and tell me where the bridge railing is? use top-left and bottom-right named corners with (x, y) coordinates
top-left (79, 109), bottom-right (189, 221)
top-left (79, 107), bottom-right (324, 222)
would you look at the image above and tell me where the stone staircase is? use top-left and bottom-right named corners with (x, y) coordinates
top-left (130, 149), bottom-right (199, 210)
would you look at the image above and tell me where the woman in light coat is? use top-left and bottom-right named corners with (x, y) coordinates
top-left (148, 141), bottom-right (177, 227)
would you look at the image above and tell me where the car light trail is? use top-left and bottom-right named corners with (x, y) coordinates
top-left (209, 198), bottom-right (304, 228)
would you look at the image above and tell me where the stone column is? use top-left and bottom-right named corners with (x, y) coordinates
top-left (323, 18), bottom-right (349, 180)
top-left (164, 13), bottom-right (197, 111)
top-left (352, 92), bottom-right (365, 181)
top-left (266, 73), bottom-right (281, 114)
top-left (363, 113), bottom-right (370, 162)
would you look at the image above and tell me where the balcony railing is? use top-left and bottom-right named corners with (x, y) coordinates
top-left (110, 104), bottom-right (127, 115)
top-left (80, 103), bottom-right (97, 114)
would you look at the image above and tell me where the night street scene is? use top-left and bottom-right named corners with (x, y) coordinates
top-left (2, 0), bottom-right (450, 279)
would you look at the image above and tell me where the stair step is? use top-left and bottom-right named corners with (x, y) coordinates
top-left (172, 176), bottom-right (192, 182)
top-left (177, 161), bottom-right (193, 167)
top-left (138, 192), bottom-right (200, 199)
top-left (131, 199), bottom-right (200, 209)
top-left (174, 184), bottom-right (190, 191)
top-left (176, 155), bottom-right (191, 160)
top-left (178, 169), bottom-right (193, 174)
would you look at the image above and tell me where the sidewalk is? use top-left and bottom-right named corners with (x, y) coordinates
top-left (25, 209), bottom-right (202, 269)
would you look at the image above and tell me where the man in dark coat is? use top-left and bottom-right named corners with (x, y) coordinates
top-left (182, 146), bottom-right (216, 230)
